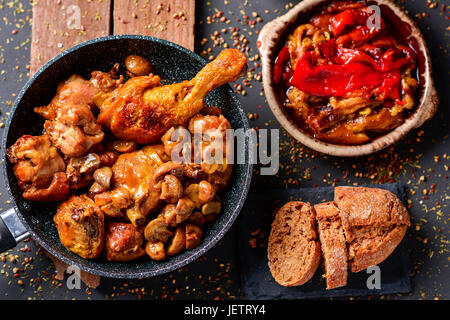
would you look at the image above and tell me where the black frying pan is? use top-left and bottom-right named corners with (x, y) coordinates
top-left (0, 35), bottom-right (252, 278)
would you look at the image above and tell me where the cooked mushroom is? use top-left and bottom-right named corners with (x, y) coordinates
top-left (145, 241), bottom-right (166, 261)
top-left (162, 204), bottom-right (177, 227)
top-left (153, 161), bottom-right (184, 182)
top-left (93, 167), bottom-right (113, 189)
top-left (98, 150), bottom-right (119, 167)
top-left (175, 197), bottom-right (195, 223)
top-left (111, 140), bottom-right (137, 153)
top-left (66, 153), bottom-right (101, 189)
top-left (74, 153), bottom-right (101, 173)
top-left (125, 55), bottom-right (153, 76)
top-left (166, 226), bottom-right (186, 256)
top-left (160, 175), bottom-right (183, 203)
top-left (161, 126), bottom-right (193, 160)
top-left (144, 216), bottom-right (173, 243)
top-left (186, 223), bottom-right (203, 250)
top-left (89, 182), bottom-right (105, 197)
top-left (184, 184), bottom-right (201, 208)
top-left (201, 199), bottom-right (222, 215)
top-left (198, 180), bottom-right (215, 204)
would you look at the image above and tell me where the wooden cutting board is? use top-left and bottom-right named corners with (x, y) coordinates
top-left (30, 0), bottom-right (195, 75)
top-left (30, 0), bottom-right (195, 288)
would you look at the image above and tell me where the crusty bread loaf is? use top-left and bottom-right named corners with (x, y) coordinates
top-left (334, 186), bottom-right (410, 273)
top-left (268, 201), bottom-right (321, 287)
top-left (267, 187), bottom-right (410, 288)
top-left (314, 202), bottom-right (348, 289)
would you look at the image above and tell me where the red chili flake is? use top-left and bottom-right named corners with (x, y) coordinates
top-left (343, 170), bottom-right (350, 179)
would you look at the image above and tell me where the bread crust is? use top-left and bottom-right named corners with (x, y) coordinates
top-left (348, 224), bottom-right (408, 273)
top-left (334, 186), bottom-right (410, 272)
top-left (315, 202), bottom-right (348, 289)
top-left (268, 201), bottom-right (321, 287)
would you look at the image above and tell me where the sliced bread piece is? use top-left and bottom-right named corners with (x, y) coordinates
top-left (268, 201), bottom-right (321, 287)
top-left (334, 186), bottom-right (410, 273)
top-left (314, 201), bottom-right (348, 289)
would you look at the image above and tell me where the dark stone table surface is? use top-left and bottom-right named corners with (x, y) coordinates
top-left (0, 0), bottom-right (448, 300)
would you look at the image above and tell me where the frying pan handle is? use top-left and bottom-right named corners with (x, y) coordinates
top-left (0, 207), bottom-right (29, 253)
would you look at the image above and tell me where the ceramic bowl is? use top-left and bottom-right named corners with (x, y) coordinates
top-left (258, 0), bottom-right (438, 157)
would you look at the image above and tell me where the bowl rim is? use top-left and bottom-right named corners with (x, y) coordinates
top-left (2, 34), bottom-right (253, 278)
top-left (258, 0), bottom-right (439, 157)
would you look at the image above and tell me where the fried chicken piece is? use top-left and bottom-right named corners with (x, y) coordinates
top-left (97, 49), bottom-right (247, 144)
top-left (6, 134), bottom-right (69, 201)
top-left (54, 195), bottom-right (105, 259)
top-left (95, 145), bottom-right (168, 226)
top-left (105, 222), bottom-right (145, 262)
top-left (22, 172), bottom-right (70, 202)
top-left (35, 74), bottom-right (104, 157)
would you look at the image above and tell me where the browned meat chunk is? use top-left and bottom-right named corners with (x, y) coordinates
top-left (54, 195), bottom-right (105, 259)
top-left (6, 134), bottom-right (69, 201)
top-left (95, 145), bottom-right (167, 226)
top-left (105, 222), bottom-right (145, 261)
top-left (35, 74), bottom-right (104, 157)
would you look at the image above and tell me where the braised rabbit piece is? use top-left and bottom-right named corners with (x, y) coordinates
top-left (97, 49), bottom-right (247, 144)
top-left (7, 50), bottom-right (241, 261)
top-left (35, 75), bottom-right (105, 157)
top-left (6, 134), bottom-right (69, 201)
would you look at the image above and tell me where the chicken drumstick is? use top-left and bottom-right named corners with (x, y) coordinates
top-left (97, 49), bottom-right (247, 144)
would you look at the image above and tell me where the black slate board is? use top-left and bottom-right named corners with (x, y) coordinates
top-left (237, 183), bottom-right (411, 299)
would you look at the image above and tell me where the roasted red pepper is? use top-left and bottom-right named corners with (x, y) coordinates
top-left (291, 45), bottom-right (412, 102)
top-left (331, 7), bottom-right (386, 47)
top-left (291, 32), bottom-right (415, 102)
top-left (273, 46), bottom-right (291, 85)
top-left (291, 51), bottom-right (385, 97)
top-left (277, 4), bottom-right (416, 104)
top-left (330, 8), bottom-right (366, 36)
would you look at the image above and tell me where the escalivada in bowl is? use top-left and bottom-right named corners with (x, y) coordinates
top-left (257, 0), bottom-right (438, 157)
